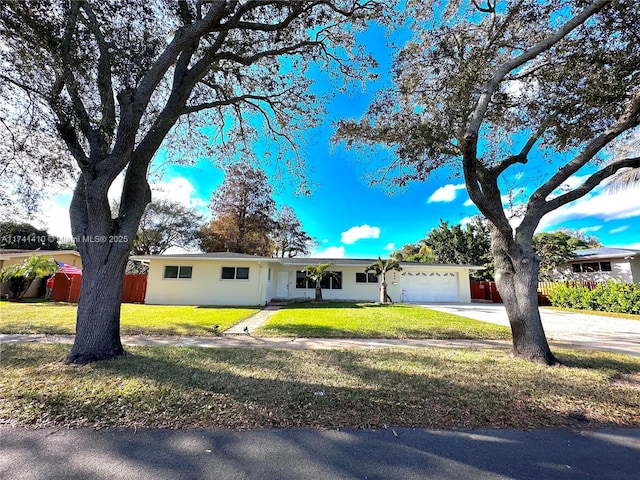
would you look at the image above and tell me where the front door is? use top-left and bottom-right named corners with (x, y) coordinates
top-left (276, 271), bottom-right (289, 298)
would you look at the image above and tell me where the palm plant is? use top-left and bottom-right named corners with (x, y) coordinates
top-left (302, 262), bottom-right (336, 301)
top-left (0, 254), bottom-right (59, 300)
top-left (365, 256), bottom-right (403, 304)
top-left (604, 137), bottom-right (640, 193)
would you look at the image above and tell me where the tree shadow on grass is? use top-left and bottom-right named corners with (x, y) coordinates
top-left (89, 347), bottom-right (640, 430)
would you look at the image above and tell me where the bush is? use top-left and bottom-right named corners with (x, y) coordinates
top-left (547, 281), bottom-right (640, 315)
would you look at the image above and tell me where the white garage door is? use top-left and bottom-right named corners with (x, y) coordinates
top-left (400, 271), bottom-right (459, 303)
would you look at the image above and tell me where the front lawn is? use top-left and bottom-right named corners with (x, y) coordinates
top-left (255, 302), bottom-right (512, 340)
top-left (1, 344), bottom-right (638, 430)
top-left (0, 301), bottom-right (259, 336)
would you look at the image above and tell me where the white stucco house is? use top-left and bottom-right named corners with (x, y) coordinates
top-left (131, 252), bottom-right (482, 306)
top-left (555, 247), bottom-right (640, 284)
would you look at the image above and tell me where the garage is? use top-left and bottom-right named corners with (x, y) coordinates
top-left (399, 271), bottom-right (459, 303)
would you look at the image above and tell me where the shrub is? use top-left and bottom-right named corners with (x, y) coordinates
top-left (547, 281), bottom-right (640, 315)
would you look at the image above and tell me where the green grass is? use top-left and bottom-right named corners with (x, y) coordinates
top-left (1, 343), bottom-right (638, 430)
top-left (0, 301), bottom-right (260, 336)
top-left (255, 302), bottom-right (512, 340)
top-left (542, 306), bottom-right (640, 321)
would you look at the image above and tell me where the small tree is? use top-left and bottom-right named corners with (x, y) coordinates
top-left (272, 205), bottom-right (317, 258)
top-left (133, 200), bottom-right (202, 255)
top-left (532, 231), bottom-right (592, 280)
top-left (365, 256), bottom-right (402, 304)
top-left (0, 254), bottom-right (58, 300)
top-left (302, 263), bottom-right (336, 301)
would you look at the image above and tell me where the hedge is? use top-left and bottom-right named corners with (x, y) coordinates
top-left (546, 281), bottom-right (640, 315)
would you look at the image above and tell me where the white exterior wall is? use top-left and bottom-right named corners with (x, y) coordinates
top-left (558, 259), bottom-right (634, 283)
top-left (274, 267), bottom-right (381, 302)
top-left (145, 259), bottom-right (272, 306)
top-left (271, 265), bottom-right (471, 304)
top-left (142, 258), bottom-right (475, 306)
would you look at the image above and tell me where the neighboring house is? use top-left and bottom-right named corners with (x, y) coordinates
top-left (555, 247), bottom-right (640, 284)
top-left (132, 252), bottom-right (482, 306)
top-left (0, 249), bottom-right (82, 298)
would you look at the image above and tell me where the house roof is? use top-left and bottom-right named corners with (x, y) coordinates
top-left (0, 249), bottom-right (80, 260)
top-left (131, 252), bottom-right (280, 262)
top-left (571, 247), bottom-right (640, 261)
top-left (131, 252), bottom-right (484, 269)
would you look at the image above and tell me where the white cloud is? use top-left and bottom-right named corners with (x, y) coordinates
top-left (35, 195), bottom-right (74, 242)
top-left (428, 184), bottom-right (466, 203)
top-left (384, 242), bottom-right (396, 251)
top-left (609, 226), bottom-right (629, 234)
top-left (538, 185), bottom-right (640, 231)
top-left (340, 224), bottom-right (380, 244)
top-left (151, 177), bottom-right (196, 205)
top-left (311, 246), bottom-right (346, 258)
top-left (463, 199), bottom-right (475, 207)
top-left (108, 175), bottom-right (206, 212)
top-left (577, 225), bottom-right (602, 233)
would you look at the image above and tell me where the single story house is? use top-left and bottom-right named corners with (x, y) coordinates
top-left (555, 247), bottom-right (640, 284)
top-left (131, 252), bottom-right (482, 306)
top-left (0, 249), bottom-right (82, 298)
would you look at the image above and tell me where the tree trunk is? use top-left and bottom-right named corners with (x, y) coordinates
top-left (65, 170), bottom-right (150, 364)
top-left (66, 245), bottom-right (129, 364)
top-left (492, 230), bottom-right (559, 365)
top-left (315, 285), bottom-right (323, 301)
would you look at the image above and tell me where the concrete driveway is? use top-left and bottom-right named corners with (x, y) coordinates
top-left (422, 303), bottom-right (640, 357)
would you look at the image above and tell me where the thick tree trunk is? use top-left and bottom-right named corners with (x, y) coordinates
top-left (315, 285), bottom-right (323, 301)
top-left (66, 245), bottom-right (129, 364)
top-left (492, 231), bottom-right (559, 365)
top-left (65, 169), bottom-right (150, 364)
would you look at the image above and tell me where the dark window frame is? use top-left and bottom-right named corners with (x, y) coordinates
top-left (221, 266), bottom-right (250, 280)
top-left (295, 270), bottom-right (342, 290)
top-left (163, 265), bottom-right (193, 279)
top-left (356, 272), bottom-right (378, 284)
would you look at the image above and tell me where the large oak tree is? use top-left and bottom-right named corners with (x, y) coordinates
top-left (337, 0), bottom-right (640, 364)
top-left (0, 0), bottom-right (378, 363)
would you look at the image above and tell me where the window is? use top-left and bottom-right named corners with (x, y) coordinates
top-left (331, 272), bottom-right (342, 289)
top-left (163, 265), bottom-right (192, 279)
top-left (221, 266), bottom-right (250, 280)
top-left (600, 261), bottom-right (612, 272)
top-left (296, 271), bottom-right (310, 288)
top-left (295, 271), bottom-right (342, 289)
top-left (356, 272), bottom-right (378, 283)
top-left (572, 261), bottom-right (613, 273)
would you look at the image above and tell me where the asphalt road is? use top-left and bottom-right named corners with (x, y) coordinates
top-left (1, 426), bottom-right (639, 480)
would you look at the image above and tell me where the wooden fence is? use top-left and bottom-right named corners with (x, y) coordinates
top-left (471, 280), bottom-right (605, 305)
top-left (49, 272), bottom-right (147, 304)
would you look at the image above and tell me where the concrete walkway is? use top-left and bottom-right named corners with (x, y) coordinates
top-left (222, 304), bottom-right (281, 336)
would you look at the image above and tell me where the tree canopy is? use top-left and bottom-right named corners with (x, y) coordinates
top-left (532, 230), bottom-right (600, 280)
top-left (0, 222), bottom-right (61, 250)
top-left (199, 163), bottom-right (276, 256)
top-left (336, 0), bottom-right (640, 364)
top-left (132, 200), bottom-right (202, 255)
top-left (0, 0), bottom-right (380, 363)
top-left (272, 205), bottom-right (317, 258)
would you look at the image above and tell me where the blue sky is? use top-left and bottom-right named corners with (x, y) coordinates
top-left (37, 22), bottom-right (640, 257)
